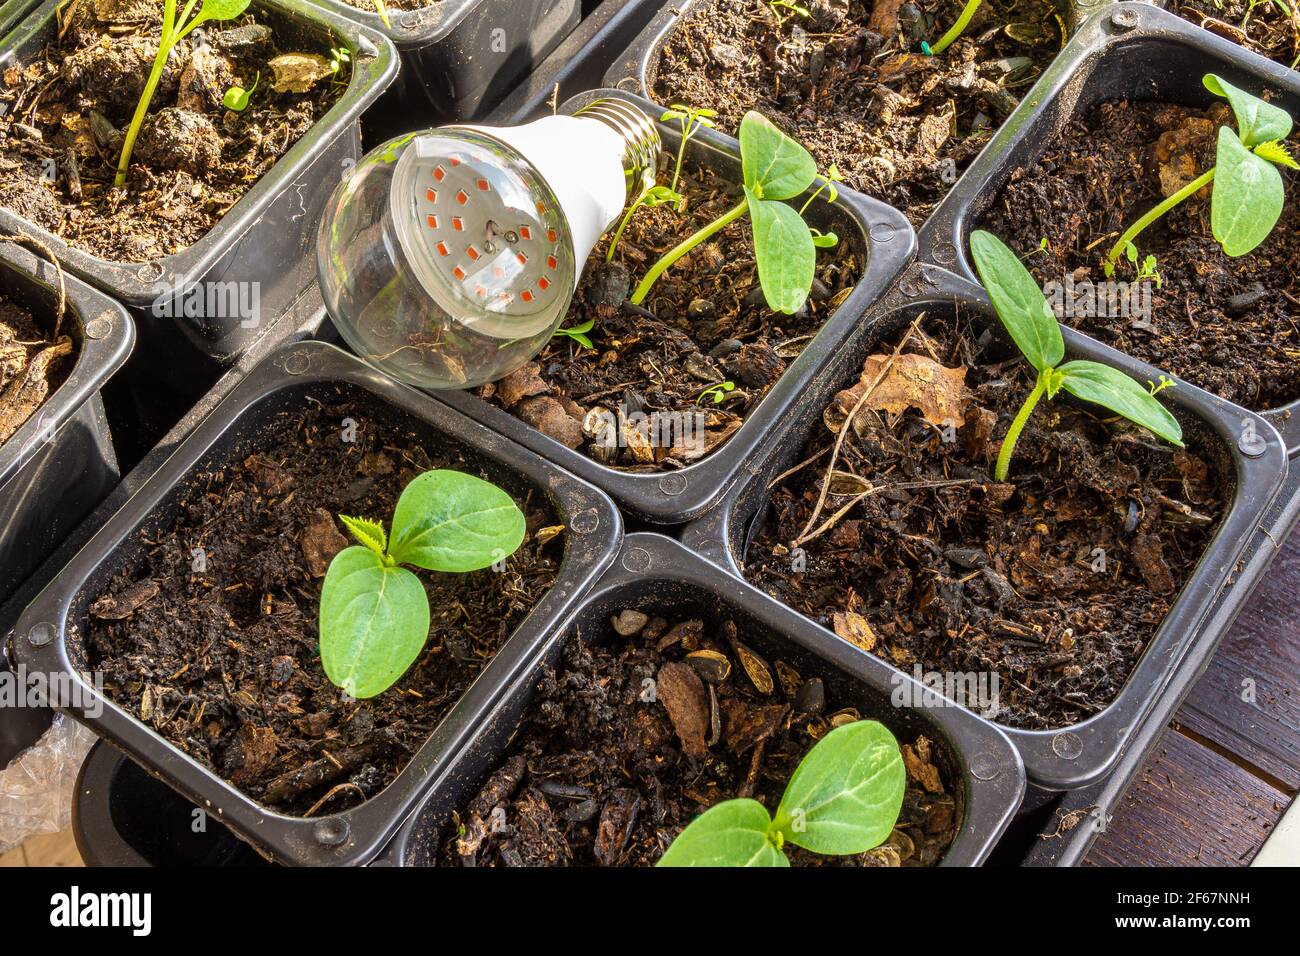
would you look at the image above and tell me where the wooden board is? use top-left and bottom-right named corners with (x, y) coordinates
top-left (1085, 728), bottom-right (1288, 866)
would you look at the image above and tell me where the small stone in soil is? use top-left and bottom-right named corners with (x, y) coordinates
top-left (515, 395), bottom-right (583, 448)
top-left (611, 609), bottom-right (649, 637)
top-left (586, 261), bottom-right (630, 308)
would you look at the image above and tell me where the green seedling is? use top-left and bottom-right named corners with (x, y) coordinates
top-left (766, 0), bottom-right (811, 26)
top-left (115, 0), bottom-right (251, 187)
top-left (554, 317), bottom-right (595, 349)
top-left (658, 720), bottom-right (905, 867)
top-left (630, 111), bottom-right (836, 314)
top-left (1104, 73), bottom-right (1297, 276)
top-left (221, 72), bottom-right (258, 112)
top-left (923, 0), bottom-right (982, 56)
top-left (698, 380), bottom-right (736, 405)
top-left (605, 184), bottom-right (682, 262)
top-left (328, 45), bottom-right (351, 77)
top-left (373, 0), bottom-right (392, 28)
top-left (970, 230), bottom-right (1183, 482)
top-left (662, 104), bottom-right (718, 197)
top-left (319, 469), bottom-right (525, 699)
top-left (1149, 374), bottom-right (1175, 397)
top-left (1124, 243), bottom-right (1163, 288)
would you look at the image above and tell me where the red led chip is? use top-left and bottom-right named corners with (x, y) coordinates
top-left (456, 190), bottom-right (469, 205)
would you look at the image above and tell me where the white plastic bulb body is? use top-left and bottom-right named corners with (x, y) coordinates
top-left (316, 101), bottom-right (660, 389)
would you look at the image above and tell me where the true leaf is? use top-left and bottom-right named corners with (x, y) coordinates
top-left (319, 547), bottom-right (430, 699)
top-left (1204, 73), bottom-right (1293, 148)
top-left (387, 470), bottom-right (525, 572)
top-left (747, 189), bottom-right (816, 314)
top-left (739, 111), bottom-right (818, 201)
top-left (1212, 127), bottom-right (1286, 257)
top-left (657, 799), bottom-right (788, 867)
top-left (772, 720), bottom-right (906, 855)
top-left (1056, 360), bottom-right (1185, 446)
top-left (339, 514), bottom-right (387, 556)
top-left (969, 230), bottom-right (1064, 372)
top-left (182, 0), bottom-right (251, 36)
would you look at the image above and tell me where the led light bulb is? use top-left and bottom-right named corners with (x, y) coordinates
top-left (317, 100), bottom-right (661, 389)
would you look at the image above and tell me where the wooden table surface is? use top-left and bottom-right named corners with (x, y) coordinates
top-left (1086, 525), bottom-right (1300, 865)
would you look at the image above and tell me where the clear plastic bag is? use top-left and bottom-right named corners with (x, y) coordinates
top-left (0, 714), bottom-right (95, 854)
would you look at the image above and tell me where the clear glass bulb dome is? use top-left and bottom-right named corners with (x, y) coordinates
top-left (318, 129), bottom-right (578, 389)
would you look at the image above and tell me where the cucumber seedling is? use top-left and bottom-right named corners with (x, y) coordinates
top-left (630, 111), bottom-right (838, 314)
top-left (970, 230), bottom-right (1183, 482)
top-left (115, 0), bottom-right (251, 187)
top-left (319, 469), bottom-right (525, 699)
top-left (658, 720), bottom-right (905, 867)
top-left (697, 380), bottom-right (736, 405)
top-left (1103, 74), bottom-right (1298, 276)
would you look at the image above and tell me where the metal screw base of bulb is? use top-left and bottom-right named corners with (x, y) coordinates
top-left (574, 98), bottom-right (663, 197)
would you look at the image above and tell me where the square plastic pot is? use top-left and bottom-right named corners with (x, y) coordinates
top-left (0, 243), bottom-right (134, 614)
top-left (916, 1), bottom-right (1300, 459)
top-left (9, 339), bottom-right (623, 866)
top-left (313, 0), bottom-right (582, 143)
top-left (423, 88), bottom-right (916, 525)
top-left (679, 270), bottom-right (1288, 792)
top-left (0, 0), bottom-right (398, 392)
top-left (376, 533), bottom-right (1026, 867)
top-left (0, 0), bottom-right (37, 39)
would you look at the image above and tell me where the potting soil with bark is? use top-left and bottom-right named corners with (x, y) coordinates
top-left (651, 0), bottom-right (1062, 227)
top-left (0, 1), bottom-right (348, 263)
top-left (981, 99), bottom-right (1300, 413)
top-left (442, 613), bottom-right (957, 866)
top-left (743, 313), bottom-right (1229, 730)
top-left (1171, 0), bottom-right (1300, 71)
top-left (480, 157), bottom-right (860, 471)
top-left (82, 396), bottom-right (561, 816)
top-left (0, 292), bottom-right (72, 445)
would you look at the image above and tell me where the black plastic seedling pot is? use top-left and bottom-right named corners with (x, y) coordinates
top-left (916, 1), bottom-right (1300, 462)
top-left (425, 88), bottom-right (915, 525)
top-left (0, 243), bottom-right (134, 613)
top-left (0, 0), bottom-right (397, 393)
top-left (0, 0), bottom-right (37, 38)
top-left (315, 0), bottom-right (582, 143)
top-left (680, 270), bottom-right (1288, 793)
top-left (8, 339), bottom-right (622, 866)
top-left (0, 243), bottom-right (132, 770)
top-left (375, 533), bottom-right (1025, 867)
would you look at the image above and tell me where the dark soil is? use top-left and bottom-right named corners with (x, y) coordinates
top-left (442, 614), bottom-right (958, 867)
top-left (652, 0), bottom-right (1063, 226)
top-left (0, 293), bottom-right (72, 445)
top-left (0, 0), bottom-right (348, 263)
top-left (981, 99), bottom-right (1300, 413)
top-left (480, 157), bottom-right (860, 471)
top-left (82, 395), bottom-right (561, 816)
top-left (1171, 0), bottom-right (1300, 71)
top-left (743, 312), bottom-right (1229, 731)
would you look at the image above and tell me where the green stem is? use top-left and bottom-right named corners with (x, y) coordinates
top-left (115, 0), bottom-right (179, 187)
top-left (1104, 168), bottom-right (1216, 273)
top-left (929, 0), bottom-right (983, 56)
top-left (994, 370), bottom-right (1048, 482)
top-left (798, 178), bottom-right (830, 217)
top-left (630, 198), bottom-right (749, 305)
top-left (606, 191), bottom-right (648, 263)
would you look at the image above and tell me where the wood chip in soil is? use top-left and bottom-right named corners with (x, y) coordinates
top-left (0, 293), bottom-right (72, 445)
